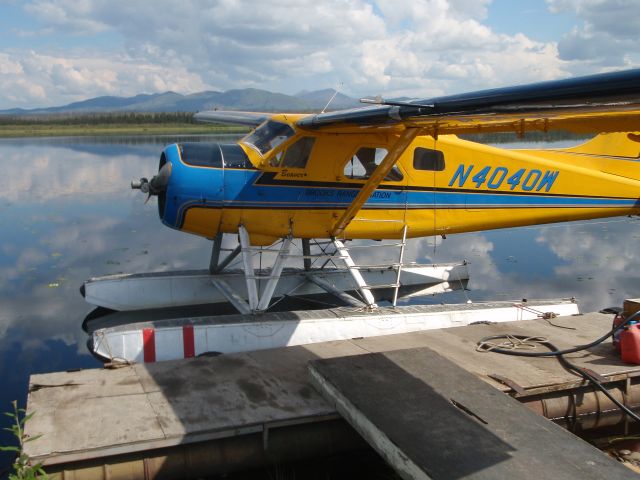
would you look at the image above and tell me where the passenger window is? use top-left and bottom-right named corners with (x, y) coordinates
top-left (281, 137), bottom-right (315, 168)
top-left (269, 151), bottom-right (280, 166)
top-left (344, 147), bottom-right (403, 181)
top-left (221, 144), bottom-right (255, 169)
top-left (413, 147), bottom-right (445, 171)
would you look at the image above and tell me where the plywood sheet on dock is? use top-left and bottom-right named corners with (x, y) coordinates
top-left (309, 346), bottom-right (636, 480)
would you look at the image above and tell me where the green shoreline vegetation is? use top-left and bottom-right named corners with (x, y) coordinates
top-left (0, 112), bottom-right (249, 138)
top-left (0, 111), bottom-right (591, 143)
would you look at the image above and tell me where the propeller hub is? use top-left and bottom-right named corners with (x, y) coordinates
top-left (131, 178), bottom-right (150, 193)
top-left (132, 162), bottom-right (172, 202)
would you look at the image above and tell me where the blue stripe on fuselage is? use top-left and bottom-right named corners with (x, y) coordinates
top-left (162, 160), bottom-right (640, 230)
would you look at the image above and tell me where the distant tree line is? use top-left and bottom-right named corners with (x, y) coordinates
top-left (0, 112), bottom-right (199, 125)
top-left (0, 113), bottom-right (598, 141)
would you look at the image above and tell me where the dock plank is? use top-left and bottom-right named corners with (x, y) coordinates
top-left (309, 346), bottom-right (636, 480)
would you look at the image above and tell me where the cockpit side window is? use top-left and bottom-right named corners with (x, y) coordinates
top-left (242, 120), bottom-right (295, 155)
top-left (221, 144), bottom-right (255, 169)
top-left (179, 143), bottom-right (223, 167)
top-left (280, 136), bottom-right (315, 168)
top-left (413, 147), bottom-right (445, 171)
top-left (344, 147), bottom-right (404, 182)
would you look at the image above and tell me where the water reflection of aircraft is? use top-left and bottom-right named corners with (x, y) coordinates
top-left (86, 69), bottom-right (640, 315)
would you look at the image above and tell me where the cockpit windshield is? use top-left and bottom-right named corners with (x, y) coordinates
top-left (242, 120), bottom-right (295, 155)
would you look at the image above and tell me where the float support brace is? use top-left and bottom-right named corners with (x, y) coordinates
top-left (333, 238), bottom-right (377, 308)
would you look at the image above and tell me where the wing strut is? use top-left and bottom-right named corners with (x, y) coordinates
top-left (331, 127), bottom-right (421, 237)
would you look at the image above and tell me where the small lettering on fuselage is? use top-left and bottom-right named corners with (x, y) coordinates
top-left (448, 164), bottom-right (559, 192)
top-left (279, 171), bottom-right (307, 178)
top-left (305, 189), bottom-right (334, 197)
top-left (371, 191), bottom-right (391, 199)
top-left (303, 189), bottom-right (390, 199)
top-left (337, 190), bottom-right (358, 198)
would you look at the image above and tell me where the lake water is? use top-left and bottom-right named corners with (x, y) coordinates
top-left (1, 135), bottom-right (639, 472)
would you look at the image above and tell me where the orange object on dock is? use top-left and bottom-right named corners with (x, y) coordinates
top-left (621, 323), bottom-right (640, 364)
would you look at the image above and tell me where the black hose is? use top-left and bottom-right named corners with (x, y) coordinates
top-left (476, 310), bottom-right (640, 423)
top-left (478, 310), bottom-right (640, 357)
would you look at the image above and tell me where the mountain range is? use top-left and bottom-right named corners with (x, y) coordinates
top-left (0, 88), bottom-right (361, 116)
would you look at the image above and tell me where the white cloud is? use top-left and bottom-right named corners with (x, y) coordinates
top-left (0, 50), bottom-right (214, 108)
top-left (25, 0), bottom-right (109, 34)
top-left (0, 0), bottom-right (637, 109)
top-left (547, 0), bottom-right (640, 67)
top-left (0, 0), bottom-right (573, 108)
top-left (0, 53), bottom-right (23, 75)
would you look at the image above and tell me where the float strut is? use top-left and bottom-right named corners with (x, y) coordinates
top-left (209, 233), bottom-right (241, 274)
top-left (238, 225), bottom-right (259, 311)
top-left (257, 237), bottom-right (292, 311)
top-left (392, 225), bottom-right (408, 307)
top-left (333, 238), bottom-right (377, 308)
top-left (209, 233), bottom-right (223, 274)
top-left (302, 239), bottom-right (312, 271)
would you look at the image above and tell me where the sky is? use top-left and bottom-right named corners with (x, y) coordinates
top-left (0, 0), bottom-right (638, 109)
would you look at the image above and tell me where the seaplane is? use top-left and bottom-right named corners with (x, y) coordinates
top-left (83, 69), bottom-right (640, 363)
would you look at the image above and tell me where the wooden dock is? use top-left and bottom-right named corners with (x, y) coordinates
top-left (24, 311), bottom-right (640, 478)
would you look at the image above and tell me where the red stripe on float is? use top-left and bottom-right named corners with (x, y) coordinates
top-left (143, 328), bottom-right (156, 363)
top-left (183, 325), bottom-right (195, 358)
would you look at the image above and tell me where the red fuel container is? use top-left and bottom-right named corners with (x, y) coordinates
top-left (620, 323), bottom-right (640, 364)
top-left (613, 313), bottom-right (626, 351)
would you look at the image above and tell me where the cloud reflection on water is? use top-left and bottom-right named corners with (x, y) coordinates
top-left (0, 138), bottom-right (217, 355)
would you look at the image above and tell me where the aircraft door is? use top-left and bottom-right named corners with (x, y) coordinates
top-left (344, 145), bottom-right (409, 233)
top-left (409, 146), bottom-right (444, 233)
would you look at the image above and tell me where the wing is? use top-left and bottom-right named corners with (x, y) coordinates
top-left (297, 69), bottom-right (640, 136)
top-left (194, 110), bottom-right (271, 127)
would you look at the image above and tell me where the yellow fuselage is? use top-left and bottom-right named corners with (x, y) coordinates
top-left (171, 115), bottom-right (640, 245)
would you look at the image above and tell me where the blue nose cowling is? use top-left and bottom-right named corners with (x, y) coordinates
top-left (158, 142), bottom-right (227, 231)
